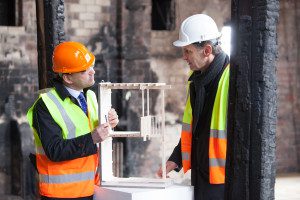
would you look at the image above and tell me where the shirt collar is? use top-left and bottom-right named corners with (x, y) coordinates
top-left (52, 79), bottom-right (82, 101)
top-left (64, 85), bottom-right (83, 99)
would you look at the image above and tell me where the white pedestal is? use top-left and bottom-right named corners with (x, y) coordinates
top-left (94, 184), bottom-right (194, 200)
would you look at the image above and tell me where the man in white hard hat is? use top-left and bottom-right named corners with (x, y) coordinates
top-left (157, 14), bottom-right (230, 200)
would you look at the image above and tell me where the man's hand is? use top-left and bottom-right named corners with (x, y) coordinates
top-left (156, 161), bottom-right (178, 178)
top-left (91, 123), bottom-right (110, 143)
top-left (108, 108), bottom-right (119, 128)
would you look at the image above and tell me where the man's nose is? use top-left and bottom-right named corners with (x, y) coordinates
top-left (88, 66), bottom-right (95, 74)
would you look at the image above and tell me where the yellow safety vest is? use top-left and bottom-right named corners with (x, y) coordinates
top-left (181, 65), bottom-right (229, 184)
top-left (27, 88), bottom-right (99, 198)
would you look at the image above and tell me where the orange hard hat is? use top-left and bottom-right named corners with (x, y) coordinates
top-left (52, 41), bottom-right (95, 73)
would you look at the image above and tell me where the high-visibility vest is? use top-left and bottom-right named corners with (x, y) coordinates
top-left (181, 65), bottom-right (230, 184)
top-left (27, 88), bottom-right (99, 198)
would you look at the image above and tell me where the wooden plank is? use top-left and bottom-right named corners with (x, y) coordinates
top-left (109, 131), bottom-right (141, 137)
top-left (99, 83), bottom-right (171, 90)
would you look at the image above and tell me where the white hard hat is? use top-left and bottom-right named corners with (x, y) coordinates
top-left (173, 14), bottom-right (221, 47)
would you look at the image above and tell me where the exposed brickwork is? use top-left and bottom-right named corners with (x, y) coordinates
top-left (64, 0), bottom-right (109, 43)
top-left (0, 0), bottom-right (38, 198)
top-left (276, 0), bottom-right (300, 173)
top-left (0, 2), bottom-right (38, 118)
top-left (0, 0), bottom-right (299, 198)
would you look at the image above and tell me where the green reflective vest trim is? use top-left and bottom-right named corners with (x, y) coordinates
top-left (27, 88), bottom-right (98, 147)
top-left (210, 64), bottom-right (229, 132)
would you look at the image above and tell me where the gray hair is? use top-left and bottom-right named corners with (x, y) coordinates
top-left (192, 39), bottom-right (222, 55)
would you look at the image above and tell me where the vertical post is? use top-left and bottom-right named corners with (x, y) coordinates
top-left (161, 89), bottom-right (166, 179)
top-left (98, 85), bottom-right (102, 186)
top-left (98, 84), bottom-right (113, 185)
top-left (35, 0), bottom-right (65, 89)
top-left (142, 89), bottom-right (145, 117)
top-left (226, 0), bottom-right (279, 199)
top-left (35, 0), bottom-right (47, 89)
top-left (147, 89), bottom-right (150, 116)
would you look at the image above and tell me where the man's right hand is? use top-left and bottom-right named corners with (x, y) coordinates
top-left (91, 123), bottom-right (110, 143)
top-left (156, 161), bottom-right (178, 178)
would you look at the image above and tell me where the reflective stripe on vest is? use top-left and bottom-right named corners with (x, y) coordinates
top-left (181, 65), bottom-right (230, 184)
top-left (36, 146), bottom-right (96, 185)
top-left (27, 88), bottom-right (99, 198)
top-left (46, 92), bottom-right (76, 139)
top-left (40, 171), bottom-right (95, 184)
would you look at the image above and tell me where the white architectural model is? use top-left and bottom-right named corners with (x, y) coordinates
top-left (98, 82), bottom-right (172, 188)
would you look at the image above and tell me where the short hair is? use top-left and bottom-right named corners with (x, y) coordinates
top-left (53, 73), bottom-right (64, 83)
top-left (192, 39), bottom-right (222, 55)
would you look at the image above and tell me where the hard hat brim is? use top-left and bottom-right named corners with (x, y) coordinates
top-left (173, 40), bottom-right (192, 47)
top-left (173, 32), bottom-right (222, 47)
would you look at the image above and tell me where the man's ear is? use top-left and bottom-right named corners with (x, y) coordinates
top-left (203, 44), bottom-right (212, 56)
top-left (62, 74), bottom-right (73, 84)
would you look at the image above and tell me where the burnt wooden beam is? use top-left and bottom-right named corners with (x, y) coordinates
top-left (10, 120), bottom-right (22, 196)
top-left (226, 0), bottom-right (279, 199)
top-left (36, 0), bottom-right (65, 89)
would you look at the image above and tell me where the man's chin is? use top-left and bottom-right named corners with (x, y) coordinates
top-left (86, 81), bottom-right (95, 88)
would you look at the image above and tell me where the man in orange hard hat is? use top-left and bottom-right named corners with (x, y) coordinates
top-left (27, 41), bottom-right (119, 200)
top-left (157, 14), bottom-right (230, 200)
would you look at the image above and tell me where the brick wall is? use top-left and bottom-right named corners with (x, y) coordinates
top-left (64, 0), bottom-right (110, 43)
top-left (276, 0), bottom-right (300, 173)
top-left (0, 1), bottom-right (299, 197)
top-left (0, 0), bottom-right (38, 198)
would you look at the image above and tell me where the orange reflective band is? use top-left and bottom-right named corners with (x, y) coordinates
top-left (36, 154), bottom-right (97, 175)
top-left (181, 129), bottom-right (192, 173)
top-left (182, 160), bottom-right (191, 173)
top-left (181, 131), bottom-right (192, 145)
top-left (209, 166), bottom-right (225, 184)
top-left (39, 179), bottom-right (94, 198)
top-left (209, 137), bottom-right (227, 159)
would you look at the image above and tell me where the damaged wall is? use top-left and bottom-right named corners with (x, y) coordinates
top-left (64, 0), bottom-right (158, 177)
top-left (276, 0), bottom-right (300, 173)
top-left (0, 0), bottom-right (299, 198)
top-left (0, 0), bottom-right (38, 199)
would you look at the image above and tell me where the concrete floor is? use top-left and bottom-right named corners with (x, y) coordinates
top-left (275, 173), bottom-right (300, 200)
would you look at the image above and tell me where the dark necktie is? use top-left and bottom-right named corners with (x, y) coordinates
top-left (78, 92), bottom-right (87, 115)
